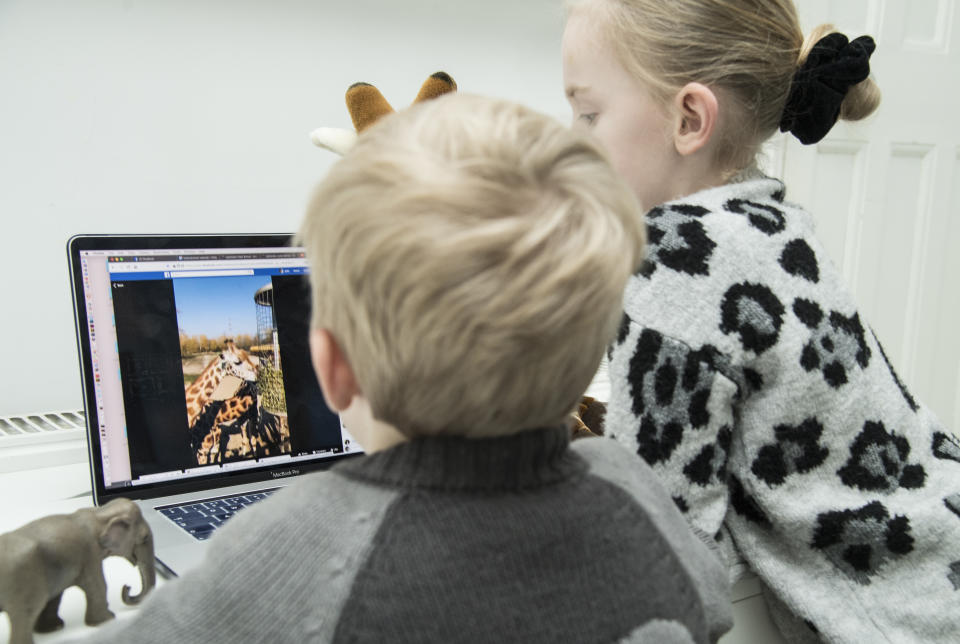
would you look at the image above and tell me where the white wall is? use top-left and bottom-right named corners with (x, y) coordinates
top-left (0, 0), bottom-right (569, 416)
top-left (5, 0), bottom-right (955, 428)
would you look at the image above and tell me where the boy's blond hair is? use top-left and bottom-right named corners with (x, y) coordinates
top-left (298, 93), bottom-right (645, 438)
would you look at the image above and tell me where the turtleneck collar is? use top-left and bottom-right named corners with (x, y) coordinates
top-left (333, 426), bottom-right (585, 493)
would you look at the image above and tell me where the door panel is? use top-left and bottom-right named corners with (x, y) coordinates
top-left (773, 0), bottom-right (960, 429)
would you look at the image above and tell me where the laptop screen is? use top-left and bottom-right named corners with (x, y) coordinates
top-left (68, 234), bottom-right (361, 501)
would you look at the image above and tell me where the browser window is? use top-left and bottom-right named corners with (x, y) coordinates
top-left (78, 246), bottom-right (358, 491)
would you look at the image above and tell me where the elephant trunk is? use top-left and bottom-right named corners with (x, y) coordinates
top-left (122, 540), bottom-right (156, 605)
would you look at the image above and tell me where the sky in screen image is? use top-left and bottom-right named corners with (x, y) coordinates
top-left (172, 275), bottom-right (271, 339)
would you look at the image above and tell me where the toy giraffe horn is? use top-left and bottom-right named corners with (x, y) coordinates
top-left (413, 71), bottom-right (457, 102)
top-left (345, 82), bottom-right (395, 133)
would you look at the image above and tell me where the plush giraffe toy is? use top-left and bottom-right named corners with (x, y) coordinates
top-left (309, 71), bottom-right (606, 439)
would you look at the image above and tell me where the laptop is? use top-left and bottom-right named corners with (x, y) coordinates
top-left (67, 234), bottom-right (362, 577)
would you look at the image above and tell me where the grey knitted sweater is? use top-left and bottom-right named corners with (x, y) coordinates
top-left (85, 426), bottom-right (732, 643)
top-left (606, 176), bottom-right (960, 643)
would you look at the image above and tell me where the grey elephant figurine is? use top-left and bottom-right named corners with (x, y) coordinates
top-left (0, 498), bottom-right (156, 644)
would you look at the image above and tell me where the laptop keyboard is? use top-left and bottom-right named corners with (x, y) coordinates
top-left (157, 488), bottom-right (280, 541)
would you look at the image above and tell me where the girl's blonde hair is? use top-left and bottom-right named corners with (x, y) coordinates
top-left (297, 93), bottom-right (645, 438)
top-left (569, 0), bottom-right (881, 170)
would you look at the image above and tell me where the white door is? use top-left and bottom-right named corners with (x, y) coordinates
top-left (765, 0), bottom-right (960, 430)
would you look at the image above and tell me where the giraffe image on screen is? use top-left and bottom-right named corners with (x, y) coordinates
top-left (175, 276), bottom-right (291, 466)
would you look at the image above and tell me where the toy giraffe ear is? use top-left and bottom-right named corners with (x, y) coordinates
top-left (310, 127), bottom-right (358, 155)
top-left (346, 82), bottom-right (395, 133)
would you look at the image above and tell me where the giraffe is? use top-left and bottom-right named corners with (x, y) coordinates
top-left (184, 340), bottom-right (260, 465)
top-left (184, 340), bottom-right (259, 426)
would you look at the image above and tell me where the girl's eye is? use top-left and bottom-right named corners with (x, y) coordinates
top-left (579, 113), bottom-right (597, 125)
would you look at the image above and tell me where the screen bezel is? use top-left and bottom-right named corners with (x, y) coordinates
top-left (67, 233), bottom-right (360, 504)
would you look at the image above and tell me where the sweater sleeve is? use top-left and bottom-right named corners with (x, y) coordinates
top-left (605, 316), bottom-right (742, 544)
top-left (575, 436), bottom-right (734, 643)
top-left (72, 472), bottom-right (398, 644)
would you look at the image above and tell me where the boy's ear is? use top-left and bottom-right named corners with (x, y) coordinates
top-left (672, 82), bottom-right (719, 156)
top-left (309, 328), bottom-right (360, 412)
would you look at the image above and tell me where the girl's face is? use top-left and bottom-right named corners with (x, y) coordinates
top-left (561, 10), bottom-right (681, 212)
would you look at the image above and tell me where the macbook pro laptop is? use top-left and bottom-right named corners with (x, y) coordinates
top-left (67, 234), bottom-right (362, 577)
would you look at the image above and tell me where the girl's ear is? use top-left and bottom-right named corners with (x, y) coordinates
top-left (672, 82), bottom-right (719, 156)
top-left (309, 328), bottom-right (360, 412)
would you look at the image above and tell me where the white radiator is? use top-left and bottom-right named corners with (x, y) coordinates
top-left (0, 410), bottom-right (88, 472)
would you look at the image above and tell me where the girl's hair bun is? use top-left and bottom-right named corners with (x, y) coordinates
top-left (781, 24), bottom-right (881, 144)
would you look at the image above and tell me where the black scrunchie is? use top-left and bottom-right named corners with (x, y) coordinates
top-left (779, 33), bottom-right (876, 145)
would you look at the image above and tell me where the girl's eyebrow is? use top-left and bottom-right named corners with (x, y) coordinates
top-left (565, 85), bottom-right (590, 99)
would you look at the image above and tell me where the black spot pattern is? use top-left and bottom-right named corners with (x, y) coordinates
top-left (751, 418), bottom-right (829, 487)
top-left (636, 259), bottom-right (656, 278)
top-left (608, 313), bottom-right (631, 360)
top-left (615, 313), bottom-right (630, 346)
top-left (641, 204), bottom-right (717, 277)
top-left (724, 199), bottom-right (787, 235)
top-left (945, 494), bottom-right (960, 520)
top-left (872, 330), bottom-right (919, 412)
top-left (743, 368), bottom-right (764, 394)
top-left (837, 421), bottom-right (926, 493)
top-left (949, 562), bottom-right (960, 591)
top-left (628, 330), bottom-right (720, 464)
top-left (683, 426), bottom-right (732, 486)
top-left (719, 283), bottom-right (785, 354)
top-left (729, 475), bottom-right (771, 527)
top-left (672, 204), bottom-right (711, 217)
top-left (794, 299), bottom-right (870, 387)
top-left (673, 495), bottom-right (689, 513)
top-left (933, 432), bottom-right (960, 463)
top-left (793, 298), bottom-right (823, 327)
top-left (779, 239), bottom-right (820, 283)
top-left (812, 501), bottom-right (914, 585)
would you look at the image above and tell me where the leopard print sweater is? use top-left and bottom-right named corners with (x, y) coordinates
top-left (606, 176), bottom-right (960, 643)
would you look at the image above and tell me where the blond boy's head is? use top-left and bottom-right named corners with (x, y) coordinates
top-left (298, 93), bottom-right (644, 439)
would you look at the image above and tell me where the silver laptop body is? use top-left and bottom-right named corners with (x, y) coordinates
top-left (67, 234), bottom-right (361, 576)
